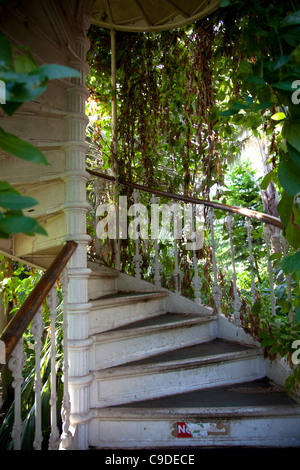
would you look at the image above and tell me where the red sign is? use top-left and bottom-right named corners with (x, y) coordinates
top-left (177, 422), bottom-right (192, 438)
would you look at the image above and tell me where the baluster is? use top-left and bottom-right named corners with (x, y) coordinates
top-left (263, 224), bottom-right (276, 316)
top-left (114, 181), bottom-right (120, 270)
top-left (191, 205), bottom-right (202, 304)
top-left (245, 219), bottom-right (257, 304)
top-left (173, 237), bottom-right (181, 294)
top-left (48, 286), bottom-right (60, 450)
top-left (281, 236), bottom-right (293, 324)
top-left (131, 189), bottom-right (143, 279)
top-left (31, 307), bottom-right (44, 450)
top-left (9, 339), bottom-right (26, 450)
top-left (60, 268), bottom-right (72, 448)
top-left (150, 194), bottom-right (162, 287)
top-left (226, 214), bottom-right (242, 324)
top-left (94, 178), bottom-right (102, 260)
top-left (207, 208), bottom-right (222, 313)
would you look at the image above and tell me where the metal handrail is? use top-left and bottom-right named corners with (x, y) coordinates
top-left (86, 168), bottom-right (284, 230)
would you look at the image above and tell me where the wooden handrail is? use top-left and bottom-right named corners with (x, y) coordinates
top-left (0, 241), bottom-right (77, 368)
top-left (87, 168), bottom-right (284, 230)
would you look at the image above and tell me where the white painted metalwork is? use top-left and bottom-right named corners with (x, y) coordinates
top-left (281, 236), bottom-right (293, 324)
top-left (263, 224), bottom-right (276, 316)
top-left (48, 286), bottom-right (60, 450)
top-left (150, 194), bottom-right (162, 287)
top-left (245, 218), bottom-right (257, 304)
top-left (131, 189), bottom-right (143, 279)
top-left (226, 214), bottom-right (242, 324)
top-left (60, 268), bottom-right (73, 449)
top-left (9, 340), bottom-right (26, 450)
top-left (191, 205), bottom-right (202, 304)
top-left (31, 306), bottom-right (44, 450)
top-left (173, 238), bottom-right (181, 295)
top-left (207, 208), bottom-right (222, 312)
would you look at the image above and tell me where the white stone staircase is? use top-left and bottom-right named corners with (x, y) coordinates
top-left (86, 261), bottom-right (300, 449)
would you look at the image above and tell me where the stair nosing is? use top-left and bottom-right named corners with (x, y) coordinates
top-left (93, 403), bottom-right (300, 420)
top-left (89, 270), bottom-right (119, 279)
top-left (91, 313), bottom-right (215, 341)
top-left (94, 347), bottom-right (263, 379)
top-left (90, 290), bottom-right (168, 308)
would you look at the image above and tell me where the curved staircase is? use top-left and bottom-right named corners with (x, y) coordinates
top-left (86, 261), bottom-right (300, 449)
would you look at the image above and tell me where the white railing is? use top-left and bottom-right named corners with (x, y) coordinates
top-left (87, 170), bottom-right (292, 328)
top-left (0, 242), bottom-right (76, 450)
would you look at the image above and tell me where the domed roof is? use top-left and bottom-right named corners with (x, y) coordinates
top-left (91, 0), bottom-right (219, 32)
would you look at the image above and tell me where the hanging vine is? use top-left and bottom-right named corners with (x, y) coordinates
top-left (86, 18), bottom-right (223, 199)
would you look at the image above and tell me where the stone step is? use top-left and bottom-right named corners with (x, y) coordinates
top-left (89, 291), bottom-right (169, 335)
top-left (89, 378), bottom-right (300, 448)
top-left (88, 262), bottom-right (119, 300)
top-left (90, 312), bottom-right (217, 370)
top-left (90, 339), bottom-right (266, 408)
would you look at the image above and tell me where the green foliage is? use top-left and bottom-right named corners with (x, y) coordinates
top-left (86, 1), bottom-right (300, 393)
top-left (86, 23), bottom-right (222, 196)
top-left (215, 0), bottom-right (300, 254)
top-left (0, 257), bottom-right (64, 450)
top-left (0, 255), bottom-right (42, 315)
top-left (0, 31), bottom-right (80, 117)
top-left (0, 31), bottom-right (80, 238)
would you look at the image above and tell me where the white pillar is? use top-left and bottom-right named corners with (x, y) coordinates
top-left (62, 35), bottom-right (92, 450)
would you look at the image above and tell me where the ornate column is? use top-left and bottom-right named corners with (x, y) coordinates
top-left (62, 30), bottom-right (93, 450)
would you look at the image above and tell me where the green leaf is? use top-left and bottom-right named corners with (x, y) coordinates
top-left (287, 143), bottom-right (300, 170)
top-left (285, 216), bottom-right (300, 249)
top-left (32, 64), bottom-right (80, 81)
top-left (271, 112), bottom-right (286, 121)
top-left (273, 55), bottom-right (291, 71)
top-left (219, 108), bottom-right (238, 116)
top-left (260, 334), bottom-right (276, 348)
top-left (245, 76), bottom-right (266, 86)
top-left (283, 26), bottom-right (300, 46)
top-left (0, 31), bottom-right (12, 70)
top-left (269, 252), bottom-right (282, 262)
top-left (0, 101), bottom-right (21, 116)
top-left (0, 191), bottom-right (38, 210)
top-left (239, 61), bottom-right (252, 76)
top-left (277, 191), bottom-right (293, 226)
top-left (232, 101), bottom-right (250, 110)
top-left (282, 119), bottom-right (300, 152)
top-left (260, 171), bottom-right (273, 190)
top-left (0, 214), bottom-right (47, 236)
top-left (278, 157), bottom-right (300, 196)
top-left (272, 81), bottom-right (296, 91)
top-left (295, 304), bottom-right (300, 324)
top-left (252, 101), bottom-right (275, 111)
top-left (219, 0), bottom-right (230, 6)
top-left (14, 50), bottom-right (37, 74)
top-left (0, 181), bottom-right (11, 191)
top-left (0, 127), bottom-right (48, 164)
top-left (251, 299), bottom-right (262, 315)
top-left (280, 11), bottom-right (300, 28)
top-left (281, 252), bottom-right (300, 274)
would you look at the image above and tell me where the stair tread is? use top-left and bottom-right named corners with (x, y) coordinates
top-left (115, 339), bottom-right (258, 369)
top-left (100, 379), bottom-right (300, 417)
top-left (109, 312), bottom-right (213, 333)
top-left (92, 290), bottom-right (168, 302)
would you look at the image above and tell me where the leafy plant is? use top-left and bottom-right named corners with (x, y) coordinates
top-left (0, 293), bottom-right (65, 450)
top-left (0, 31), bottom-right (80, 238)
